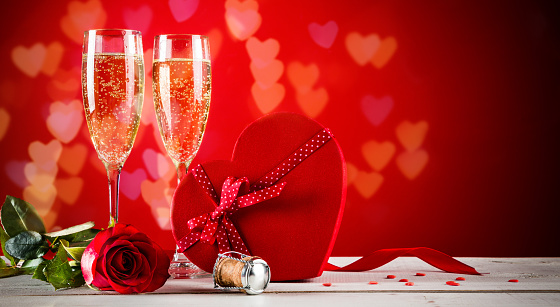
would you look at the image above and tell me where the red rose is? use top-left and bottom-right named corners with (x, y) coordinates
top-left (81, 223), bottom-right (170, 294)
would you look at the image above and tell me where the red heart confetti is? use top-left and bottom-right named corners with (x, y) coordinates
top-left (386, 275), bottom-right (396, 279)
top-left (322, 283), bottom-right (332, 287)
top-left (446, 281), bottom-right (460, 286)
top-left (508, 279), bottom-right (519, 283)
top-left (399, 279), bottom-right (408, 282)
top-left (405, 282), bottom-right (414, 286)
top-left (456, 277), bottom-right (465, 281)
top-left (368, 281), bottom-right (378, 285)
top-left (415, 273), bottom-right (426, 276)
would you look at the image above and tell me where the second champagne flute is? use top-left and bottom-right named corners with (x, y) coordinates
top-left (152, 34), bottom-right (211, 278)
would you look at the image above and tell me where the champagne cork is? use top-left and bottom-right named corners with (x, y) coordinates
top-left (213, 252), bottom-right (270, 295)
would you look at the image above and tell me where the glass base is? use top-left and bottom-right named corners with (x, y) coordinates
top-left (169, 252), bottom-right (212, 279)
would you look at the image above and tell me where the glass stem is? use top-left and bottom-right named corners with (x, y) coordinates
top-left (174, 161), bottom-right (191, 186)
top-left (173, 160), bottom-right (191, 262)
top-left (106, 164), bottom-right (122, 227)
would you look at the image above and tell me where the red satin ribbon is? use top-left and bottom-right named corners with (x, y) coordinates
top-left (324, 247), bottom-right (481, 275)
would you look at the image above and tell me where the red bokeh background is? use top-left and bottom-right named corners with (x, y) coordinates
top-left (0, 0), bottom-right (559, 257)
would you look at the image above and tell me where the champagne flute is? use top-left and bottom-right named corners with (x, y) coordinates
top-left (152, 34), bottom-right (211, 278)
top-left (81, 29), bottom-right (144, 227)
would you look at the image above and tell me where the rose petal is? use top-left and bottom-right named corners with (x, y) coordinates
top-left (107, 243), bottom-right (138, 273)
top-left (97, 224), bottom-right (141, 254)
top-left (113, 223), bottom-right (140, 237)
top-left (111, 250), bottom-right (129, 274)
top-left (104, 245), bottom-right (151, 291)
top-left (142, 241), bottom-right (171, 293)
top-left (109, 281), bottom-right (136, 294)
top-left (123, 251), bottom-right (152, 287)
top-left (93, 276), bottom-right (113, 290)
top-left (91, 228), bottom-right (116, 254)
top-left (103, 245), bottom-right (132, 281)
top-left (80, 244), bottom-right (98, 285)
top-left (102, 235), bottom-right (133, 253)
top-left (127, 232), bottom-right (153, 244)
top-left (130, 242), bottom-right (161, 291)
top-left (131, 251), bottom-right (151, 283)
top-left (92, 256), bottom-right (112, 289)
top-left (112, 250), bottom-right (144, 284)
top-left (132, 241), bottom-right (158, 269)
top-left (104, 246), bottom-right (137, 281)
top-left (130, 255), bottom-right (154, 293)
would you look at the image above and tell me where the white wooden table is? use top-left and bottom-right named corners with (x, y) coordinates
top-left (1, 257), bottom-right (559, 306)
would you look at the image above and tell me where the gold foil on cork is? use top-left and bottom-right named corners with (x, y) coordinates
top-left (213, 252), bottom-right (270, 295)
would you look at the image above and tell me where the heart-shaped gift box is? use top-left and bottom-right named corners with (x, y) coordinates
top-left (170, 113), bottom-right (346, 281)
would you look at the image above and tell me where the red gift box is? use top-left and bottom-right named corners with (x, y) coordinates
top-left (170, 112), bottom-right (346, 281)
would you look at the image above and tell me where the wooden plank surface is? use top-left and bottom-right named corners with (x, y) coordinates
top-left (1, 257), bottom-right (559, 306)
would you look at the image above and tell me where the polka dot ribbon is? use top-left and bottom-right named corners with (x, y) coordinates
top-left (177, 128), bottom-right (334, 255)
top-left (251, 128), bottom-right (332, 191)
top-left (177, 175), bottom-right (286, 255)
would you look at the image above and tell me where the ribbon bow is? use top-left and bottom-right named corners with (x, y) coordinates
top-left (177, 129), bottom-right (333, 255)
top-left (177, 173), bottom-right (286, 255)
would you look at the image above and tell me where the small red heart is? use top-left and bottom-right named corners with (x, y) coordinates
top-left (171, 113), bottom-right (346, 281)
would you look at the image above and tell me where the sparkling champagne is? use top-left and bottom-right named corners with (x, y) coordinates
top-left (82, 53), bottom-right (144, 166)
top-left (152, 59), bottom-right (211, 163)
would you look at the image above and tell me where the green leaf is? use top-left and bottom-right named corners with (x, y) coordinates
top-left (60, 239), bottom-right (86, 262)
top-left (0, 267), bottom-right (21, 278)
top-left (44, 221), bottom-right (95, 239)
top-left (43, 244), bottom-right (85, 290)
top-left (21, 257), bottom-right (44, 268)
top-left (0, 258), bottom-right (6, 268)
top-left (67, 248), bottom-right (86, 262)
top-left (20, 258), bottom-right (44, 275)
top-left (46, 228), bottom-right (101, 246)
top-left (44, 222), bottom-right (99, 249)
top-left (5, 231), bottom-right (49, 260)
top-left (67, 240), bottom-right (93, 248)
top-left (1, 195), bottom-right (45, 237)
top-left (0, 226), bottom-right (19, 266)
top-left (66, 228), bottom-right (101, 244)
top-left (32, 261), bottom-right (48, 282)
